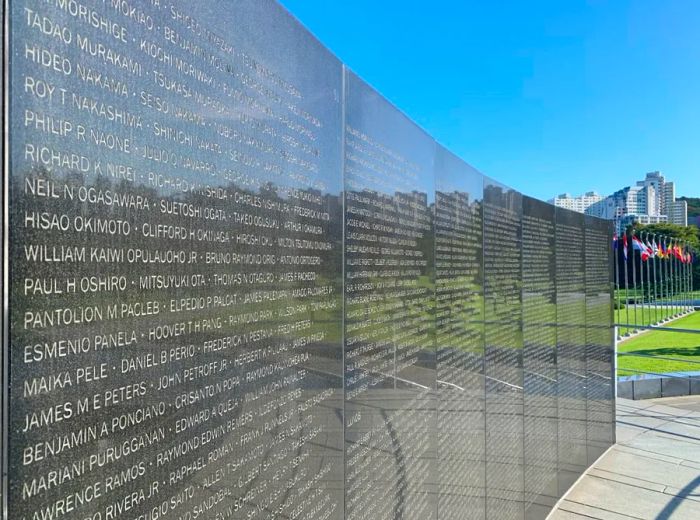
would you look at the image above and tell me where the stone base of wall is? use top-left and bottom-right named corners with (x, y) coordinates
top-left (618, 376), bottom-right (700, 399)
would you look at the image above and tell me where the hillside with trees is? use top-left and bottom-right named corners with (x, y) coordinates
top-left (678, 196), bottom-right (700, 224)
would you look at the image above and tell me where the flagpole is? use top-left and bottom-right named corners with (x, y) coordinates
top-left (673, 238), bottom-right (678, 317)
top-left (676, 239), bottom-right (680, 313)
top-left (624, 231), bottom-right (630, 332)
top-left (684, 241), bottom-right (689, 313)
top-left (678, 240), bottom-right (685, 315)
top-left (639, 232), bottom-right (646, 326)
top-left (690, 249), bottom-right (698, 307)
top-left (680, 240), bottom-right (685, 313)
top-left (664, 236), bottom-right (671, 322)
top-left (669, 237), bottom-right (673, 319)
top-left (666, 238), bottom-right (673, 319)
top-left (688, 243), bottom-right (692, 311)
top-left (614, 234), bottom-right (621, 339)
top-left (659, 235), bottom-right (665, 322)
top-left (644, 232), bottom-right (652, 325)
top-left (681, 240), bottom-right (688, 314)
top-left (689, 246), bottom-right (692, 308)
top-left (689, 245), bottom-right (693, 310)
top-left (690, 249), bottom-right (698, 310)
top-left (652, 234), bottom-right (659, 325)
top-left (632, 231), bottom-right (639, 330)
top-left (661, 236), bottom-right (667, 321)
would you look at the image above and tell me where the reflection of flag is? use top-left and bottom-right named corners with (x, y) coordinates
top-left (633, 236), bottom-right (652, 261)
top-left (622, 233), bottom-right (628, 260)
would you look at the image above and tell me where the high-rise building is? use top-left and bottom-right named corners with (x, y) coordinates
top-left (549, 191), bottom-right (603, 213)
top-left (636, 171), bottom-right (676, 215)
top-left (579, 170), bottom-right (688, 231)
top-left (585, 185), bottom-right (655, 220)
top-left (669, 200), bottom-right (688, 226)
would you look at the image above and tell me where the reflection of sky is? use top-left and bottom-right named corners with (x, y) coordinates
top-left (345, 71), bottom-right (436, 204)
top-left (12, 0), bottom-right (343, 202)
top-left (435, 146), bottom-right (483, 201)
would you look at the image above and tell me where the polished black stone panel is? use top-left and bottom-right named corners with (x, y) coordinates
top-left (343, 71), bottom-right (437, 520)
top-left (434, 147), bottom-right (485, 520)
top-left (7, 1), bottom-right (343, 519)
top-left (483, 179), bottom-right (524, 520)
top-left (585, 216), bottom-right (615, 463)
top-left (521, 196), bottom-right (558, 520)
top-left (555, 208), bottom-right (588, 493)
top-left (3, 1), bottom-right (616, 519)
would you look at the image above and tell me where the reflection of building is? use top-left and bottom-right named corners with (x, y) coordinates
top-left (583, 171), bottom-right (688, 231)
top-left (550, 191), bottom-right (603, 213)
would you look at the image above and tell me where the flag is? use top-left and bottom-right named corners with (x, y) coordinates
top-left (613, 233), bottom-right (618, 250)
top-left (673, 245), bottom-right (683, 262)
top-left (645, 238), bottom-right (654, 258)
top-left (652, 240), bottom-right (660, 258)
top-left (632, 236), bottom-right (652, 261)
top-left (622, 233), bottom-right (628, 260)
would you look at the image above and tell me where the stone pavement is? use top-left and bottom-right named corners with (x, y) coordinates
top-left (549, 396), bottom-right (700, 520)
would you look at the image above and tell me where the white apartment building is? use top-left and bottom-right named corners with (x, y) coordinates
top-left (616, 214), bottom-right (668, 234)
top-left (578, 171), bottom-right (688, 230)
top-left (669, 200), bottom-right (688, 226)
top-left (550, 191), bottom-right (603, 213)
top-left (585, 185), bottom-right (655, 220)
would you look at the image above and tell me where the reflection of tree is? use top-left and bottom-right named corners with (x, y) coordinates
top-left (10, 165), bottom-right (344, 519)
top-left (435, 190), bottom-right (484, 355)
top-left (344, 186), bottom-right (434, 393)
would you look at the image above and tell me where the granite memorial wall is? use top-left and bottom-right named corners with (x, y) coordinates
top-left (2, 1), bottom-right (614, 519)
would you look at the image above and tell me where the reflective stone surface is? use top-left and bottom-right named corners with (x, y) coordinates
top-left (8, 1), bottom-right (344, 519)
top-left (343, 71), bottom-right (437, 520)
top-left (3, 1), bottom-right (615, 519)
top-left (522, 196), bottom-right (558, 520)
top-left (435, 148), bottom-right (485, 520)
top-left (585, 215), bottom-right (616, 463)
top-left (556, 208), bottom-right (588, 493)
top-left (483, 178), bottom-right (524, 520)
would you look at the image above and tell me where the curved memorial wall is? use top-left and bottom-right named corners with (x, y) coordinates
top-left (1, 1), bottom-right (614, 519)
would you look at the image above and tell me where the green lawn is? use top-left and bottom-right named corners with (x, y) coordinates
top-left (617, 311), bottom-right (700, 377)
top-left (615, 305), bottom-right (688, 336)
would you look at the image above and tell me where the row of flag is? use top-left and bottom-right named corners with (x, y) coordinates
top-left (613, 233), bottom-right (695, 263)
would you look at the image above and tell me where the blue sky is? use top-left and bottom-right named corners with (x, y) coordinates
top-left (279, 0), bottom-right (700, 201)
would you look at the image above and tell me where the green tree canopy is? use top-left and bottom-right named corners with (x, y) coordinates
top-left (630, 222), bottom-right (700, 250)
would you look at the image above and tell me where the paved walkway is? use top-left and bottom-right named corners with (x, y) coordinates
top-left (549, 396), bottom-right (700, 520)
